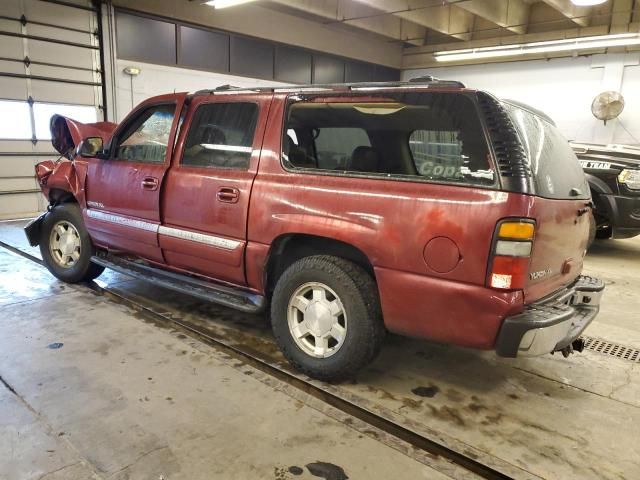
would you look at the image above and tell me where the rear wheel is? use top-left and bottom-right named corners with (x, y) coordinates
top-left (270, 255), bottom-right (384, 381)
top-left (40, 203), bottom-right (104, 283)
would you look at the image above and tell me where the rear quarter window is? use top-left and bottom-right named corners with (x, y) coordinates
top-left (505, 103), bottom-right (589, 200)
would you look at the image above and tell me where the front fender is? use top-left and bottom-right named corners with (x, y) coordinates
top-left (36, 159), bottom-right (87, 207)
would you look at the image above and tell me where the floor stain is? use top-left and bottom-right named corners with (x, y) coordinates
top-left (426, 404), bottom-right (466, 427)
top-left (467, 402), bottom-right (487, 413)
top-left (411, 385), bottom-right (439, 398)
top-left (362, 429), bottom-right (379, 439)
top-left (445, 389), bottom-right (465, 402)
top-left (482, 413), bottom-right (503, 425)
top-left (365, 385), bottom-right (397, 401)
top-left (401, 397), bottom-right (423, 410)
top-left (463, 449), bottom-right (479, 460)
top-left (306, 462), bottom-right (349, 480)
top-left (288, 466), bottom-right (303, 476)
top-left (274, 466), bottom-right (288, 479)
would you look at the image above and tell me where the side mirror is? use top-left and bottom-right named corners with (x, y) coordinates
top-left (76, 137), bottom-right (104, 158)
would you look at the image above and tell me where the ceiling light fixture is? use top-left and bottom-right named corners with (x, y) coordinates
top-left (570, 0), bottom-right (607, 6)
top-left (433, 33), bottom-right (640, 62)
top-left (203, 0), bottom-right (257, 8)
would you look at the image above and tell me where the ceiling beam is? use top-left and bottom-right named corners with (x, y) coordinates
top-left (266, 0), bottom-right (428, 45)
top-left (540, 0), bottom-right (591, 27)
top-left (446, 0), bottom-right (530, 35)
top-left (351, 0), bottom-right (475, 41)
top-left (401, 23), bottom-right (640, 69)
top-left (610, 0), bottom-right (633, 33)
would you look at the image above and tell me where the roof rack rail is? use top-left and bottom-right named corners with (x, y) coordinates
top-left (192, 76), bottom-right (465, 97)
top-left (215, 84), bottom-right (240, 91)
top-left (409, 75), bottom-right (437, 83)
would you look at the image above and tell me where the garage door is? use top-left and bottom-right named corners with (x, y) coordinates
top-left (0, 0), bottom-right (103, 220)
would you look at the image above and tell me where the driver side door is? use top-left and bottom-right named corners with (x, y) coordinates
top-left (84, 94), bottom-right (186, 263)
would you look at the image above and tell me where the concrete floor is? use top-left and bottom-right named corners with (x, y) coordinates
top-left (0, 248), bottom-right (451, 480)
top-left (1, 219), bottom-right (639, 479)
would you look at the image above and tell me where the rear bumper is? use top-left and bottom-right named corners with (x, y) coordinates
top-left (496, 275), bottom-right (605, 357)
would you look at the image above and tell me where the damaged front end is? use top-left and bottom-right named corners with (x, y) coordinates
top-left (26, 114), bottom-right (116, 247)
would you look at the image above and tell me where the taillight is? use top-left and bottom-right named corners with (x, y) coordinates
top-left (488, 219), bottom-right (535, 290)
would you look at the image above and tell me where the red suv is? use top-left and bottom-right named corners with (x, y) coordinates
top-left (26, 78), bottom-right (604, 380)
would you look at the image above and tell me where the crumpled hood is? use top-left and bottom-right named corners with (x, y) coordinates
top-left (50, 114), bottom-right (117, 157)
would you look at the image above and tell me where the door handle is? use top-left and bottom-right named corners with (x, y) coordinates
top-left (141, 176), bottom-right (159, 190)
top-left (217, 187), bottom-right (240, 203)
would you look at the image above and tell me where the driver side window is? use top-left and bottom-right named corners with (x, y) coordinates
top-left (114, 104), bottom-right (176, 163)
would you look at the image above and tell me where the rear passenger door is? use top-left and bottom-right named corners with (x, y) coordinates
top-left (160, 94), bottom-right (272, 285)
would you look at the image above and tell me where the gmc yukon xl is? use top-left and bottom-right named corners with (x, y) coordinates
top-left (26, 78), bottom-right (604, 380)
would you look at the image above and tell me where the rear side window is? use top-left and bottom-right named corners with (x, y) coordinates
top-left (314, 128), bottom-right (371, 170)
top-left (115, 104), bottom-right (176, 163)
top-left (284, 92), bottom-right (495, 187)
top-left (182, 102), bottom-right (258, 169)
top-left (505, 103), bottom-right (589, 199)
top-left (410, 130), bottom-right (462, 178)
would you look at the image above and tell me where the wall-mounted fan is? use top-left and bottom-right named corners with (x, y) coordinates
top-left (591, 91), bottom-right (625, 125)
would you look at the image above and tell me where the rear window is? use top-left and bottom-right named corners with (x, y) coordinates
top-left (284, 92), bottom-right (495, 187)
top-left (504, 103), bottom-right (589, 200)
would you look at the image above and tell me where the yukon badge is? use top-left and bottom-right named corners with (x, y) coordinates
top-left (530, 268), bottom-right (552, 281)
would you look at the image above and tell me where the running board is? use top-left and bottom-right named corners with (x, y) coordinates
top-left (91, 254), bottom-right (265, 313)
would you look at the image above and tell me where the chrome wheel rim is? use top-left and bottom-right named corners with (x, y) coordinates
top-left (287, 282), bottom-right (347, 358)
top-left (49, 220), bottom-right (81, 268)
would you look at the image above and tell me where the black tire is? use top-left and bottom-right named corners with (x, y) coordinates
top-left (591, 192), bottom-right (612, 240)
top-left (595, 226), bottom-right (612, 240)
top-left (40, 203), bottom-right (104, 283)
top-left (587, 213), bottom-right (596, 248)
top-left (270, 255), bottom-right (385, 382)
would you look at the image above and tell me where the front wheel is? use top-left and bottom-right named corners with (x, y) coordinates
top-left (270, 255), bottom-right (385, 381)
top-left (40, 203), bottom-right (104, 283)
